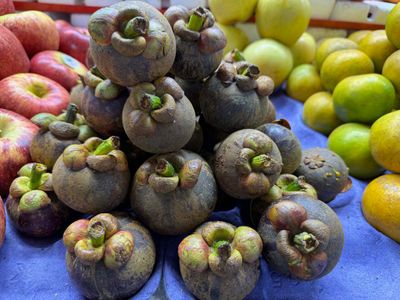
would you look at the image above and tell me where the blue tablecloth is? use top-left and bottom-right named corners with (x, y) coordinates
top-left (1, 92), bottom-right (399, 300)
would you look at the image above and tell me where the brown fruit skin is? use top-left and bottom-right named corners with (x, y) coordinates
top-left (81, 86), bottom-right (128, 137)
top-left (175, 77), bottom-right (203, 114)
top-left (214, 129), bottom-right (282, 199)
top-left (52, 150), bottom-right (130, 214)
top-left (257, 123), bottom-right (302, 174)
top-left (66, 213), bottom-right (156, 300)
top-left (89, 2), bottom-right (176, 87)
top-left (295, 148), bottom-right (349, 203)
top-left (183, 120), bottom-right (204, 153)
top-left (30, 131), bottom-right (80, 170)
top-left (257, 194), bottom-right (344, 280)
top-left (131, 150), bottom-right (217, 235)
top-left (122, 88), bottom-right (196, 154)
top-left (200, 73), bottom-right (271, 133)
top-left (265, 100), bottom-right (277, 123)
top-left (6, 192), bottom-right (71, 237)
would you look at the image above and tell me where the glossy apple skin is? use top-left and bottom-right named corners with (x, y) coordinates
top-left (0, 198), bottom-right (5, 248)
top-left (56, 20), bottom-right (89, 66)
top-left (0, 73), bottom-right (70, 119)
top-left (0, 24), bottom-right (30, 80)
top-left (0, 0), bottom-right (15, 16)
top-left (0, 11), bottom-right (59, 57)
top-left (0, 109), bottom-right (38, 196)
top-left (30, 50), bottom-right (88, 91)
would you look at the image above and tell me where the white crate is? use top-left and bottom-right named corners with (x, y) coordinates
top-left (309, 0), bottom-right (336, 20)
top-left (84, 0), bottom-right (162, 9)
top-left (71, 13), bottom-right (91, 27)
top-left (330, 1), bottom-right (370, 23)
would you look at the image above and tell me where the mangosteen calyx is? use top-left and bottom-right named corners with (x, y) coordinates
top-left (63, 213), bottom-right (135, 269)
top-left (267, 200), bottom-right (331, 280)
top-left (84, 67), bottom-right (124, 100)
top-left (224, 49), bottom-right (246, 63)
top-left (178, 221), bottom-right (263, 277)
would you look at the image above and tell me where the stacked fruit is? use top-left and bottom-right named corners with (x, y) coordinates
top-left (0, 2), bottom-right (355, 299)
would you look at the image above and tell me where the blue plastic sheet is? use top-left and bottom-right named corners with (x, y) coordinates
top-left (1, 92), bottom-right (399, 300)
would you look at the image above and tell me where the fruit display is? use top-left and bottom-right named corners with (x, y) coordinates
top-left (63, 212), bottom-right (156, 299)
top-left (3, 1), bottom-right (400, 299)
top-left (178, 221), bottom-right (263, 300)
top-left (6, 163), bottom-right (72, 237)
top-left (130, 150), bottom-right (217, 235)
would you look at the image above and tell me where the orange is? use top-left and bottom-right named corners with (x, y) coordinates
top-left (382, 50), bottom-right (400, 94)
top-left (348, 30), bottom-right (372, 44)
top-left (362, 174), bottom-right (400, 242)
top-left (315, 38), bottom-right (358, 70)
top-left (386, 2), bottom-right (400, 49)
top-left (286, 64), bottom-right (323, 102)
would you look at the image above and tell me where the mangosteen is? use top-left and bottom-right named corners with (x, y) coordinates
top-left (52, 136), bottom-right (130, 214)
top-left (30, 103), bottom-right (96, 170)
top-left (257, 122), bottom-right (302, 174)
top-left (130, 150), bottom-right (217, 235)
top-left (250, 174), bottom-right (317, 226)
top-left (265, 100), bottom-right (277, 123)
top-left (88, 1), bottom-right (176, 87)
top-left (214, 129), bottom-right (283, 199)
top-left (81, 67), bottom-right (129, 137)
top-left (295, 148), bottom-right (349, 203)
top-left (63, 212), bottom-right (156, 299)
top-left (200, 61), bottom-right (275, 133)
top-left (178, 221), bottom-right (263, 300)
top-left (164, 6), bottom-right (226, 81)
top-left (122, 76), bottom-right (196, 153)
top-left (175, 77), bottom-right (203, 114)
top-left (183, 117), bottom-right (204, 153)
top-left (258, 194), bottom-right (344, 280)
top-left (6, 163), bottom-right (72, 237)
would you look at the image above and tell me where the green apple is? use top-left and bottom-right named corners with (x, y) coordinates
top-left (208, 0), bottom-right (258, 25)
top-left (217, 23), bottom-right (249, 55)
top-left (244, 39), bottom-right (293, 87)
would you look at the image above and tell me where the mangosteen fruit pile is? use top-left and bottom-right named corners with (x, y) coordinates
top-left (3, 2), bottom-right (353, 299)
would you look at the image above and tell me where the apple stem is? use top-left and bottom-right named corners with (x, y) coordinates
top-left (124, 16), bottom-right (147, 39)
top-left (155, 159), bottom-right (176, 177)
top-left (187, 8), bottom-right (205, 32)
top-left (65, 103), bottom-right (78, 124)
top-left (93, 136), bottom-right (120, 156)
top-left (29, 163), bottom-right (47, 190)
top-left (140, 94), bottom-right (162, 111)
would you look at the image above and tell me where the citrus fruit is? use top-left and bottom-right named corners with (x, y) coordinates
top-left (208, 0), bottom-right (258, 25)
top-left (243, 39), bottom-right (293, 87)
top-left (382, 50), bottom-right (400, 94)
top-left (385, 2), bottom-right (400, 49)
top-left (315, 38), bottom-right (358, 70)
top-left (370, 110), bottom-right (400, 173)
top-left (255, 0), bottom-right (310, 46)
top-left (362, 174), bottom-right (400, 243)
top-left (286, 64), bottom-right (323, 102)
top-left (348, 30), bottom-right (372, 44)
top-left (327, 123), bottom-right (385, 179)
top-left (303, 92), bottom-right (343, 135)
top-left (217, 23), bottom-right (249, 55)
top-left (290, 32), bottom-right (316, 66)
top-left (320, 49), bottom-right (374, 92)
top-left (333, 74), bottom-right (396, 124)
top-left (358, 30), bottom-right (397, 73)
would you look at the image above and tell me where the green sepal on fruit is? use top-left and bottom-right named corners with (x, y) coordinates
top-left (84, 67), bottom-right (124, 100)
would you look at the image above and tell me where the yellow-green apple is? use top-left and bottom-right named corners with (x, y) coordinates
top-left (56, 20), bottom-right (90, 66)
top-left (30, 50), bottom-right (88, 91)
top-left (0, 73), bottom-right (70, 118)
top-left (0, 24), bottom-right (30, 80)
top-left (0, 198), bottom-right (4, 247)
top-left (209, 0), bottom-right (258, 25)
top-left (0, 11), bottom-right (59, 57)
top-left (0, 0), bottom-right (14, 16)
top-left (0, 109), bottom-right (38, 196)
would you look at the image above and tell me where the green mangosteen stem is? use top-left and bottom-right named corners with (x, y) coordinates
top-left (293, 232), bottom-right (319, 254)
top-left (141, 94), bottom-right (162, 111)
top-left (88, 221), bottom-right (106, 248)
top-left (251, 154), bottom-right (271, 171)
top-left (284, 181), bottom-right (302, 192)
top-left (90, 66), bottom-right (106, 80)
top-left (124, 16), bottom-right (147, 39)
top-left (187, 10), bottom-right (205, 32)
top-left (65, 103), bottom-right (78, 124)
top-left (233, 50), bottom-right (245, 62)
top-left (93, 136), bottom-right (120, 155)
top-left (156, 159), bottom-right (176, 177)
top-left (240, 65), bottom-right (259, 78)
top-left (29, 163), bottom-right (47, 190)
top-left (214, 240), bottom-right (232, 261)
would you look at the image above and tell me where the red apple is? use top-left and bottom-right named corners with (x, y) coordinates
top-left (0, 109), bottom-right (38, 196)
top-left (0, 197), bottom-right (5, 247)
top-left (0, 25), bottom-right (30, 80)
top-left (0, 73), bottom-right (70, 118)
top-left (30, 50), bottom-right (88, 91)
top-left (0, 11), bottom-right (59, 57)
top-left (0, 0), bottom-right (15, 16)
